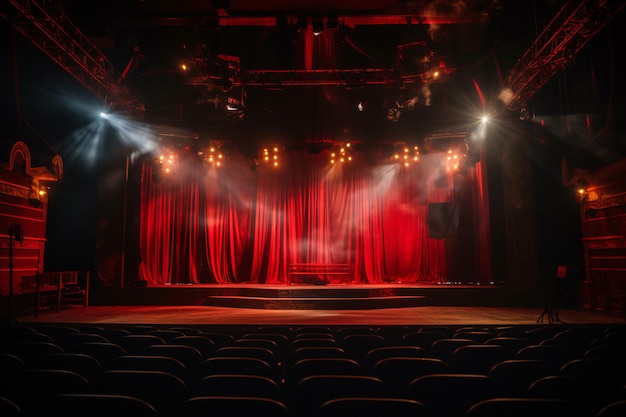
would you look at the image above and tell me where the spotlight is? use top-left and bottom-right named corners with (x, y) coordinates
top-left (312, 18), bottom-right (324, 36)
top-left (386, 107), bottom-right (401, 122)
top-left (575, 180), bottom-right (588, 203)
top-left (100, 112), bottom-right (109, 119)
top-left (357, 100), bottom-right (368, 112)
top-left (262, 147), bottom-right (281, 168)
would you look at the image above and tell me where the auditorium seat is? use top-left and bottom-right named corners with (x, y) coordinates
top-left (88, 328), bottom-right (132, 344)
top-left (30, 352), bottom-right (103, 383)
top-left (199, 356), bottom-right (279, 383)
top-left (2, 369), bottom-right (92, 415)
top-left (190, 373), bottom-right (283, 400)
top-left (116, 334), bottom-right (166, 355)
top-left (374, 326), bottom-right (412, 345)
top-left (362, 345), bottom-right (426, 369)
top-left (284, 357), bottom-right (363, 389)
top-left (170, 335), bottom-right (216, 358)
top-left (483, 336), bottom-right (533, 356)
top-left (31, 325), bottom-right (82, 340)
top-left (175, 395), bottom-right (291, 417)
top-left (34, 393), bottom-right (160, 417)
top-left (516, 344), bottom-right (581, 368)
top-left (488, 359), bottom-right (559, 396)
top-left (196, 331), bottom-right (235, 348)
top-left (232, 338), bottom-right (282, 360)
top-left (52, 332), bottom-right (110, 348)
top-left (335, 326), bottom-right (376, 339)
top-left (212, 346), bottom-right (279, 368)
top-left (106, 355), bottom-right (190, 384)
top-left (94, 369), bottom-right (188, 416)
top-left (1, 340), bottom-right (64, 364)
top-left (464, 397), bottom-right (585, 417)
top-left (408, 373), bottom-right (502, 417)
top-left (142, 344), bottom-right (204, 370)
top-left (340, 333), bottom-right (387, 361)
top-left (64, 342), bottom-right (127, 366)
top-left (314, 396), bottom-right (434, 417)
top-left (291, 337), bottom-right (340, 350)
top-left (147, 329), bottom-right (187, 342)
top-left (448, 344), bottom-right (512, 374)
top-left (401, 330), bottom-right (448, 350)
top-left (370, 357), bottom-right (449, 394)
top-left (428, 338), bottom-right (476, 362)
top-left (286, 346), bottom-right (350, 369)
top-left (596, 400), bottom-right (626, 417)
top-left (0, 395), bottom-right (22, 417)
top-left (290, 374), bottom-right (390, 416)
top-left (238, 332), bottom-right (290, 352)
top-left (452, 330), bottom-right (497, 343)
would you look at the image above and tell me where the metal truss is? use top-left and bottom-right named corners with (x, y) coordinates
top-left (236, 68), bottom-right (431, 87)
top-left (0, 0), bottom-right (144, 116)
top-left (504, 0), bottom-right (626, 112)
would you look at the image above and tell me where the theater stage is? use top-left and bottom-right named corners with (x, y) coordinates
top-left (90, 282), bottom-right (548, 311)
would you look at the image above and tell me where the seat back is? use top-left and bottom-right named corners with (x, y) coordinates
top-left (408, 373), bottom-right (501, 417)
top-left (35, 393), bottom-right (160, 417)
top-left (315, 397), bottom-right (433, 417)
top-left (175, 396), bottom-right (291, 417)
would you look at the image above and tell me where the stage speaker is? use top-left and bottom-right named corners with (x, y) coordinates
top-left (428, 202), bottom-right (456, 239)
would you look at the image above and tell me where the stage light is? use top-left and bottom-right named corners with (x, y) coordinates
top-left (312, 18), bottom-right (324, 36)
top-left (100, 112), bottom-right (109, 119)
top-left (198, 142), bottom-right (225, 167)
top-left (393, 145), bottom-right (420, 167)
top-left (357, 100), bottom-right (368, 112)
top-left (330, 143), bottom-right (352, 164)
top-left (262, 147), bottom-right (280, 168)
top-left (386, 107), bottom-right (401, 122)
top-left (575, 180), bottom-right (588, 203)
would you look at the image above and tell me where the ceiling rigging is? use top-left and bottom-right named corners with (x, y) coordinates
top-left (1, 0), bottom-right (624, 122)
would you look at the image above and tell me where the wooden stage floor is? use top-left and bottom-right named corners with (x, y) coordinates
top-left (6, 282), bottom-right (624, 327)
top-left (13, 305), bottom-right (625, 327)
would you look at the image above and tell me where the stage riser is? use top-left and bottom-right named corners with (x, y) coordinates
top-left (91, 286), bottom-right (544, 310)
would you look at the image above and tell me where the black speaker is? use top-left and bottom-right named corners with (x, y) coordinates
top-left (428, 202), bottom-right (455, 239)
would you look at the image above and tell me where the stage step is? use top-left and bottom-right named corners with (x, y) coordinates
top-left (203, 294), bottom-right (427, 309)
top-left (91, 284), bottom-right (545, 310)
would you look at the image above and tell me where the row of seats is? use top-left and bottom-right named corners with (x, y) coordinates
top-left (2, 323), bottom-right (626, 417)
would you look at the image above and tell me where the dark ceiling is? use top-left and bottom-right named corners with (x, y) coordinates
top-left (3, 0), bottom-right (624, 154)
top-left (40, 0), bottom-right (565, 141)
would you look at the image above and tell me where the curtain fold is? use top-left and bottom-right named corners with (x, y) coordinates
top-left (138, 147), bottom-right (487, 285)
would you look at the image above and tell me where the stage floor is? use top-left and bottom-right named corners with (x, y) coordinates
top-left (14, 305), bottom-right (625, 327)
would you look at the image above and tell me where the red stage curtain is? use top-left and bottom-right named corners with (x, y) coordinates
top-left (138, 148), bottom-right (487, 285)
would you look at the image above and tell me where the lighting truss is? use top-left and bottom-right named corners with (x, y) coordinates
top-left (503, 0), bottom-right (626, 112)
top-left (1, 0), bottom-right (145, 115)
